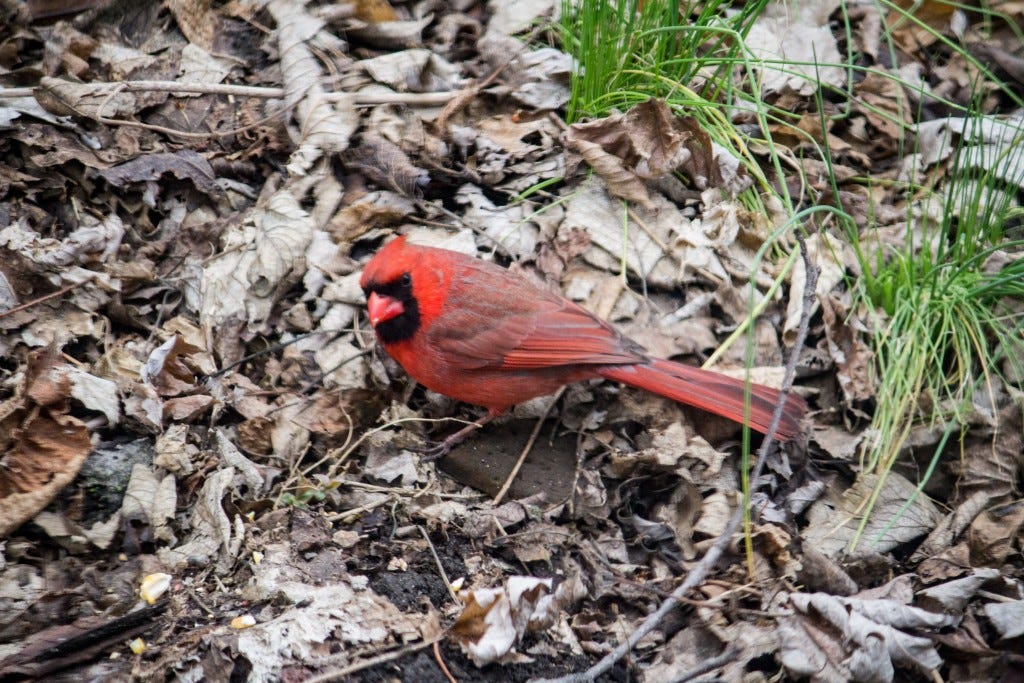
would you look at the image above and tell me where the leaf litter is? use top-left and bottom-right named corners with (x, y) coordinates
top-left (0, 0), bottom-right (1022, 680)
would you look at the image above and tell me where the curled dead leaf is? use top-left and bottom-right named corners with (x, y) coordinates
top-left (141, 335), bottom-right (202, 397)
top-left (450, 575), bottom-right (578, 666)
top-left (0, 349), bottom-right (93, 537)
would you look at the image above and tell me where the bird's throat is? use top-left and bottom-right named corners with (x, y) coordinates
top-left (373, 295), bottom-right (420, 345)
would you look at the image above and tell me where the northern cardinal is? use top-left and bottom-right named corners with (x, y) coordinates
top-left (360, 236), bottom-right (806, 455)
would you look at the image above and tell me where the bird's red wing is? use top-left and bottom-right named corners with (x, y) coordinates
top-left (496, 298), bottom-right (645, 369)
top-left (427, 261), bottom-right (643, 371)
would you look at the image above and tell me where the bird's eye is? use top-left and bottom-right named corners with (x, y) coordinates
top-left (400, 272), bottom-right (412, 287)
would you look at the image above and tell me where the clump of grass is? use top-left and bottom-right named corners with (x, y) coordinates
top-left (848, 113), bottom-right (1024, 546)
top-left (559, 0), bottom-right (769, 123)
top-left (557, 0), bottom-right (792, 221)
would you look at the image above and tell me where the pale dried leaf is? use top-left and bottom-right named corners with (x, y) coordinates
top-left (121, 463), bottom-right (178, 544)
top-left (780, 591), bottom-right (956, 682)
top-left (916, 568), bottom-right (1001, 612)
top-left (559, 176), bottom-right (678, 287)
top-left (451, 576), bottom-right (568, 666)
top-left (360, 49), bottom-right (464, 92)
top-left (97, 151), bottom-right (219, 196)
top-left (165, 0), bottom-right (216, 51)
top-left (64, 366), bottom-right (120, 424)
top-left (784, 231), bottom-right (847, 343)
top-left (153, 424), bottom-right (199, 476)
top-left (249, 191), bottom-right (316, 297)
top-left (455, 185), bottom-right (538, 260)
top-left (346, 16), bottom-right (433, 49)
top-left (0, 213), bottom-right (124, 270)
top-left (235, 543), bottom-right (434, 680)
top-left (214, 429), bottom-right (265, 493)
top-left (803, 473), bottom-right (942, 558)
top-left (983, 599), bottom-right (1024, 640)
top-left (178, 43), bottom-right (233, 85)
top-left (744, 1), bottom-right (846, 97)
top-left (506, 47), bottom-right (572, 110)
top-left (35, 76), bottom-right (141, 119)
top-left (157, 467), bottom-right (241, 573)
top-left (486, 0), bottom-right (557, 35)
top-left (901, 114), bottom-right (1024, 188)
top-left (269, 0), bottom-right (358, 175)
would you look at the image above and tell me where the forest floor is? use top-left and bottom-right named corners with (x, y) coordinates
top-left (1, 0), bottom-right (1023, 681)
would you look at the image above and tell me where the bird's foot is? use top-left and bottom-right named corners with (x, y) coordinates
top-left (411, 418), bottom-right (490, 461)
top-left (411, 440), bottom-right (453, 462)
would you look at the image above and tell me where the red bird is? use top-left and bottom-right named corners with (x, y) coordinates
top-left (360, 236), bottom-right (806, 455)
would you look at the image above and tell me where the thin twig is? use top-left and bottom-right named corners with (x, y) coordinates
top-left (531, 232), bottom-right (819, 683)
top-left (326, 493), bottom-right (398, 523)
top-left (0, 274), bottom-right (97, 319)
top-left (492, 388), bottom-right (564, 506)
top-left (2, 80), bottom-right (459, 104)
top-left (4, 81), bottom-right (464, 142)
top-left (303, 636), bottom-right (443, 683)
top-left (434, 61), bottom-right (509, 135)
top-left (434, 640), bottom-right (458, 683)
top-left (419, 525), bottom-right (459, 604)
top-left (675, 645), bottom-right (740, 682)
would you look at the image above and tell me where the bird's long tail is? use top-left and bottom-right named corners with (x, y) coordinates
top-left (598, 359), bottom-right (806, 441)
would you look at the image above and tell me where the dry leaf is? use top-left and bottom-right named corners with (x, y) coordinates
top-left (0, 350), bottom-right (93, 537)
top-left (451, 576), bottom-right (577, 666)
top-left (803, 472), bottom-right (942, 558)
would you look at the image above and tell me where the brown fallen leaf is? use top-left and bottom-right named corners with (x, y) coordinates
top-left (354, 0), bottom-right (397, 22)
top-left (0, 349), bottom-right (93, 537)
top-left (564, 99), bottom-right (745, 206)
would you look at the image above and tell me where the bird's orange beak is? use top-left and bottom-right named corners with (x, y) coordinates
top-left (367, 291), bottom-right (405, 326)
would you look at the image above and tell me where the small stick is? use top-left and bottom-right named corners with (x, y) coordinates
top-left (2, 80), bottom-right (459, 104)
top-left (0, 275), bottom-right (96, 319)
top-left (675, 646), bottom-right (739, 682)
top-left (434, 641), bottom-right (458, 683)
top-left (303, 636), bottom-right (443, 683)
top-left (419, 525), bottom-right (458, 604)
top-left (492, 388), bottom-right (564, 506)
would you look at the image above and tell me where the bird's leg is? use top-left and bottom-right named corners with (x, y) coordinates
top-left (416, 408), bottom-right (504, 461)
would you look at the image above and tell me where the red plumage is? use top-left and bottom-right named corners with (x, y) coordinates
top-left (360, 236), bottom-right (806, 449)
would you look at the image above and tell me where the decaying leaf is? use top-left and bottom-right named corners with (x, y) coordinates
top-left (343, 133), bottom-right (429, 196)
top-left (901, 114), bottom-right (1024, 190)
top-left (0, 350), bottom-right (93, 537)
top-left (359, 48), bottom-right (464, 92)
top-left (819, 290), bottom-right (875, 404)
top-left (347, 16), bottom-right (433, 50)
top-left (450, 575), bottom-right (579, 666)
top-left (268, 0), bottom-right (359, 175)
top-left (97, 150), bottom-right (220, 197)
top-left (35, 76), bottom-right (143, 120)
top-left (744, 1), bottom-right (846, 97)
top-left (200, 189), bottom-right (315, 326)
top-left (141, 335), bottom-right (202, 397)
top-left (156, 467), bottom-right (242, 573)
top-left (121, 463), bottom-right (178, 545)
top-left (564, 99), bottom-right (750, 205)
top-left (779, 590), bottom-right (956, 682)
top-left (803, 472), bottom-right (942, 558)
top-left (0, 213), bottom-right (124, 273)
top-left (227, 542), bottom-right (437, 681)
